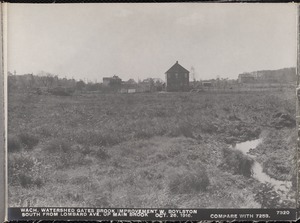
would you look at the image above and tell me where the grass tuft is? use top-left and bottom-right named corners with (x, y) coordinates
top-left (18, 132), bottom-right (39, 150)
top-left (168, 168), bottom-right (210, 194)
top-left (45, 139), bottom-right (72, 154)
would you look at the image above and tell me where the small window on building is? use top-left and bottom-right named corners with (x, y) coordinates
top-left (175, 73), bottom-right (178, 78)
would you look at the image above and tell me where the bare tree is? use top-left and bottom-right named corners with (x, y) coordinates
top-left (37, 71), bottom-right (56, 87)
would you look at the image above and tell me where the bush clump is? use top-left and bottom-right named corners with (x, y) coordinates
top-left (8, 133), bottom-right (39, 152)
top-left (76, 131), bottom-right (121, 147)
top-left (221, 147), bottom-right (254, 177)
top-left (169, 122), bottom-right (195, 138)
top-left (263, 156), bottom-right (291, 181)
top-left (44, 140), bottom-right (90, 169)
top-left (254, 183), bottom-right (281, 208)
top-left (45, 139), bottom-right (72, 153)
top-left (168, 168), bottom-right (210, 194)
top-left (48, 87), bottom-right (74, 96)
top-left (94, 148), bottom-right (110, 160)
top-left (8, 153), bottom-right (45, 188)
top-left (8, 134), bottom-right (21, 153)
top-left (18, 132), bottom-right (39, 150)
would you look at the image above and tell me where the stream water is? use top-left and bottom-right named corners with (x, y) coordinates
top-left (233, 139), bottom-right (292, 195)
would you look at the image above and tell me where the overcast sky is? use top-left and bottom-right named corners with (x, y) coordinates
top-left (7, 3), bottom-right (297, 82)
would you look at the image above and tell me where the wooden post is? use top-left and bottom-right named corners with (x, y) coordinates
top-left (296, 4), bottom-right (300, 213)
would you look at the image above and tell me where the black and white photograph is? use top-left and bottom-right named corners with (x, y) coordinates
top-left (5, 3), bottom-right (298, 221)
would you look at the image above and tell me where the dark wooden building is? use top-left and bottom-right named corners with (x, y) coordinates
top-left (165, 61), bottom-right (190, 92)
top-left (103, 75), bottom-right (122, 87)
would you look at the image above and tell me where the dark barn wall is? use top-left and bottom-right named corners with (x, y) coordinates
top-left (166, 72), bottom-right (189, 92)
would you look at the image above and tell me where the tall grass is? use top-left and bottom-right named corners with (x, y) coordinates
top-left (8, 153), bottom-right (45, 188)
top-left (8, 133), bottom-right (39, 152)
top-left (9, 92), bottom-right (294, 149)
top-left (7, 90), bottom-right (296, 208)
top-left (168, 168), bottom-right (210, 194)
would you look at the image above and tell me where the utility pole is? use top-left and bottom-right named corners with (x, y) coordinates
top-left (190, 66), bottom-right (196, 82)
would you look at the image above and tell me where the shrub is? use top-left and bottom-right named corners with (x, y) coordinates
top-left (65, 192), bottom-right (83, 202)
top-left (34, 177), bottom-right (44, 188)
top-left (178, 122), bottom-right (195, 138)
top-left (8, 134), bottom-right (21, 153)
top-left (55, 172), bottom-right (69, 184)
top-left (169, 122), bottom-right (194, 138)
top-left (254, 183), bottom-right (281, 208)
top-left (75, 131), bottom-right (121, 147)
top-left (91, 195), bottom-right (110, 207)
top-left (200, 122), bottom-right (218, 134)
top-left (94, 148), bottom-right (110, 160)
top-left (44, 140), bottom-right (90, 169)
top-left (8, 153), bottom-right (45, 188)
top-left (38, 126), bottom-right (53, 138)
top-left (81, 146), bottom-right (92, 156)
top-left (18, 173), bottom-right (33, 188)
top-left (48, 87), bottom-right (73, 96)
top-left (59, 151), bottom-right (85, 169)
top-left (45, 139), bottom-right (72, 154)
top-left (168, 168), bottom-right (210, 194)
top-left (71, 176), bottom-right (90, 185)
top-left (134, 130), bottom-right (154, 139)
top-left (19, 173), bottom-right (43, 188)
top-left (221, 147), bottom-right (254, 177)
top-left (262, 159), bottom-right (291, 182)
top-left (155, 110), bottom-right (167, 117)
top-left (18, 132), bottom-right (39, 150)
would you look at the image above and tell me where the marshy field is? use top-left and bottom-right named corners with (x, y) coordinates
top-left (8, 88), bottom-right (297, 208)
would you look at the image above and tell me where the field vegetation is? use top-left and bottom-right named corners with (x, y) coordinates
top-left (8, 88), bottom-right (296, 208)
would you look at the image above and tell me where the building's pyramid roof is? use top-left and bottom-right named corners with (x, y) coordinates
top-left (165, 61), bottom-right (189, 74)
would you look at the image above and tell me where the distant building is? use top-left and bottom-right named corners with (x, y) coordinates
top-left (165, 61), bottom-right (189, 92)
top-left (120, 79), bottom-right (138, 93)
top-left (238, 68), bottom-right (296, 84)
top-left (238, 73), bottom-right (255, 83)
top-left (254, 69), bottom-right (294, 83)
top-left (103, 75), bottom-right (122, 87)
top-left (202, 81), bottom-right (213, 87)
top-left (128, 89), bottom-right (136, 93)
top-left (126, 79), bottom-right (137, 85)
